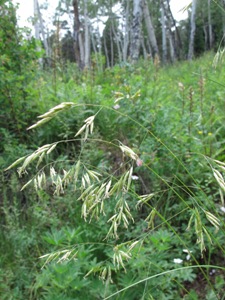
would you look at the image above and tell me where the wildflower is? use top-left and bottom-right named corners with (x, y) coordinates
top-left (113, 104), bottom-right (120, 110)
top-left (131, 175), bottom-right (139, 180)
top-left (209, 269), bottom-right (216, 276)
top-left (178, 82), bottom-right (184, 90)
top-left (173, 258), bottom-right (183, 264)
top-left (136, 158), bottom-right (143, 167)
top-left (183, 249), bottom-right (192, 260)
top-left (220, 206), bottom-right (225, 213)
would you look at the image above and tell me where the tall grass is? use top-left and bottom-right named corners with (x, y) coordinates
top-left (2, 52), bottom-right (225, 299)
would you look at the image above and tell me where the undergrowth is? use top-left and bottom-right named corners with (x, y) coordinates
top-left (1, 52), bottom-right (225, 299)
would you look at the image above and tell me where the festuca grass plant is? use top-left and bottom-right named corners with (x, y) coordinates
top-left (3, 52), bottom-right (225, 299)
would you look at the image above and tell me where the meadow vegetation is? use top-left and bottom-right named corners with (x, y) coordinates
top-left (1, 51), bottom-right (225, 299)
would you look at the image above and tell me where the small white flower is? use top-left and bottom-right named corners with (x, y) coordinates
top-left (173, 258), bottom-right (183, 264)
top-left (113, 104), bottom-right (120, 110)
top-left (220, 206), bottom-right (225, 213)
top-left (183, 249), bottom-right (188, 253)
top-left (131, 175), bottom-right (139, 180)
top-left (186, 254), bottom-right (191, 260)
top-left (209, 269), bottom-right (216, 276)
top-left (183, 249), bottom-right (192, 261)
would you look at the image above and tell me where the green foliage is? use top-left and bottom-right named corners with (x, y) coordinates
top-left (2, 50), bottom-right (225, 300)
top-left (0, 0), bottom-right (40, 144)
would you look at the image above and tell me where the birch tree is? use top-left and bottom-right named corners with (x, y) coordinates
top-left (142, 0), bottom-right (159, 59)
top-left (188, 0), bottom-right (197, 60)
top-left (208, 0), bottom-right (213, 49)
top-left (33, 0), bottom-right (50, 61)
top-left (83, 0), bottom-right (90, 68)
top-left (161, 0), bottom-right (167, 63)
top-left (130, 0), bottom-right (143, 62)
top-left (122, 0), bottom-right (130, 62)
top-left (161, 0), bottom-right (182, 62)
top-left (72, 0), bottom-right (85, 69)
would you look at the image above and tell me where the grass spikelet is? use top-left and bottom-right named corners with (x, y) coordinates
top-left (204, 210), bottom-right (220, 232)
top-left (119, 143), bottom-right (138, 161)
top-left (20, 179), bottom-right (33, 191)
top-left (75, 115), bottom-right (95, 139)
top-left (4, 156), bottom-right (26, 171)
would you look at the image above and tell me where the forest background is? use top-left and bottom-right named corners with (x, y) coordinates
top-left (1, 0), bottom-right (225, 299)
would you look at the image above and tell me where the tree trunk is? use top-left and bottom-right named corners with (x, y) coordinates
top-left (103, 33), bottom-right (110, 68)
top-left (161, 1), bottom-right (167, 64)
top-left (188, 0), bottom-right (197, 60)
top-left (141, 34), bottom-right (147, 60)
top-left (36, 1), bottom-right (50, 57)
top-left (111, 20), bottom-right (122, 64)
top-left (83, 0), bottom-right (90, 68)
top-left (33, 0), bottom-right (42, 65)
top-left (221, 0), bottom-right (225, 41)
top-left (208, 0), bottom-right (213, 49)
top-left (33, 0), bottom-right (40, 41)
top-left (142, 0), bottom-right (159, 59)
top-left (123, 0), bottom-right (130, 62)
top-left (166, 0), bottom-right (182, 56)
top-left (110, 25), bottom-right (114, 66)
top-left (203, 24), bottom-right (208, 50)
top-left (130, 0), bottom-right (143, 62)
top-left (72, 0), bottom-right (84, 69)
top-left (161, 0), bottom-right (179, 62)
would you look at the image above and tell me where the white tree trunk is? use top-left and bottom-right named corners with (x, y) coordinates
top-left (84, 0), bottom-right (90, 68)
top-left (33, 0), bottom-right (40, 40)
top-left (130, 0), bottom-right (143, 62)
top-left (161, 1), bottom-right (167, 64)
top-left (208, 0), bottom-right (213, 49)
top-left (33, 0), bottom-right (42, 65)
top-left (188, 0), bottom-right (197, 60)
top-left (73, 0), bottom-right (82, 69)
top-left (111, 20), bottom-right (122, 64)
top-left (162, 0), bottom-right (178, 62)
top-left (123, 0), bottom-right (130, 62)
top-left (34, 0), bottom-right (50, 59)
top-left (142, 0), bottom-right (159, 58)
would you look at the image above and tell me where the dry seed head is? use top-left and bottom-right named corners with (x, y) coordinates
top-left (114, 91), bottom-right (124, 103)
top-left (75, 124), bottom-right (86, 137)
top-left (20, 179), bottom-right (33, 191)
top-left (4, 156), bottom-right (26, 171)
top-left (57, 250), bottom-right (72, 263)
top-left (84, 115), bottom-right (95, 124)
top-left (47, 143), bottom-right (57, 155)
top-left (75, 115), bottom-right (95, 138)
top-left (105, 180), bottom-right (112, 198)
top-left (214, 159), bottom-right (225, 167)
top-left (86, 169), bottom-right (101, 182)
top-left (37, 102), bottom-right (74, 119)
top-left (128, 241), bottom-right (139, 251)
top-left (203, 227), bottom-right (212, 244)
top-left (84, 173), bottom-right (91, 186)
top-left (146, 207), bottom-right (157, 229)
top-left (213, 169), bottom-right (225, 192)
top-left (36, 152), bottom-right (45, 168)
top-left (204, 210), bottom-right (220, 232)
top-left (119, 144), bottom-right (138, 161)
top-left (27, 117), bottom-right (52, 130)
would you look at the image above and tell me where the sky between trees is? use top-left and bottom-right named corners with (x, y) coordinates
top-left (14, 0), bottom-right (189, 30)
